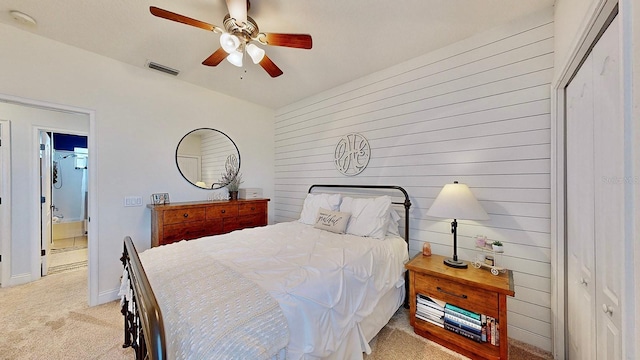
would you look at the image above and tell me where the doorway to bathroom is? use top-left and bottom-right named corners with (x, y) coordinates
top-left (46, 132), bottom-right (89, 275)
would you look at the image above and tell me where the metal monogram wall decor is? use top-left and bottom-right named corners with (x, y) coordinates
top-left (334, 133), bottom-right (371, 176)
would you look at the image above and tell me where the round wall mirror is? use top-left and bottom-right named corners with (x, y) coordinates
top-left (175, 128), bottom-right (240, 189)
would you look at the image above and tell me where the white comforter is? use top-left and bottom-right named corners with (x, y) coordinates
top-left (140, 221), bottom-right (409, 359)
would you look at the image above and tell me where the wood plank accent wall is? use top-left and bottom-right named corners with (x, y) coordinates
top-left (273, 10), bottom-right (554, 352)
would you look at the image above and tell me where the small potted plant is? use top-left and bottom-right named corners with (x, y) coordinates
top-left (219, 154), bottom-right (243, 200)
top-left (492, 240), bottom-right (504, 253)
top-left (226, 172), bottom-right (243, 200)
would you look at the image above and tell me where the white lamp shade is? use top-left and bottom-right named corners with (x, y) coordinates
top-left (220, 33), bottom-right (241, 53)
top-left (246, 43), bottom-right (265, 64)
top-left (226, 50), bottom-right (243, 67)
top-left (427, 182), bottom-right (489, 220)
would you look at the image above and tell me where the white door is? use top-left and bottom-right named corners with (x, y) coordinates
top-left (176, 155), bottom-right (201, 184)
top-left (565, 15), bottom-right (622, 359)
top-left (0, 120), bottom-right (10, 286)
top-left (566, 52), bottom-right (596, 360)
top-left (40, 131), bottom-right (52, 276)
top-left (592, 16), bottom-right (622, 359)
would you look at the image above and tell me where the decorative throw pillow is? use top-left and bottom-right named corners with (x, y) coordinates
top-left (339, 195), bottom-right (392, 239)
top-left (313, 208), bottom-right (351, 234)
top-left (298, 193), bottom-right (342, 225)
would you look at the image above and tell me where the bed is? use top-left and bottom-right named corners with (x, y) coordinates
top-left (120, 184), bottom-right (411, 360)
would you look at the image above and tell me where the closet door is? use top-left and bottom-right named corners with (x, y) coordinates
top-left (592, 16), bottom-right (622, 359)
top-left (566, 15), bottom-right (622, 360)
top-left (566, 52), bottom-right (596, 360)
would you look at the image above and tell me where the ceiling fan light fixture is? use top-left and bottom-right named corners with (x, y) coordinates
top-left (226, 50), bottom-right (244, 67)
top-left (246, 43), bottom-right (265, 64)
top-left (220, 33), bottom-right (241, 53)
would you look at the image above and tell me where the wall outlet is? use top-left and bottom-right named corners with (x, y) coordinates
top-left (124, 196), bottom-right (143, 207)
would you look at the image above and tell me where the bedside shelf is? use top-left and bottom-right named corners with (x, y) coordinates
top-left (406, 254), bottom-right (514, 360)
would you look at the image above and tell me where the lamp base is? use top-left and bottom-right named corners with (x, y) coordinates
top-left (443, 258), bottom-right (468, 269)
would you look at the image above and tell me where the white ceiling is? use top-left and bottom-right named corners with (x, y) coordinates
top-left (0, 0), bottom-right (554, 109)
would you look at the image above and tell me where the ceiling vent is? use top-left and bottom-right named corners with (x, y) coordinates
top-left (146, 61), bottom-right (180, 76)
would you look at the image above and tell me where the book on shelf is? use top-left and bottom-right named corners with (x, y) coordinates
top-left (443, 307), bottom-right (482, 326)
top-left (417, 303), bottom-right (444, 317)
top-left (444, 322), bottom-right (483, 343)
top-left (416, 313), bottom-right (444, 328)
top-left (444, 313), bottom-right (482, 333)
top-left (444, 303), bottom-right (481, 321)
top-left (417, 293), bottom-right (445, 310)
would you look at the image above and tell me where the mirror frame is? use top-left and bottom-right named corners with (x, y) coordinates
top-left (175, 128), bottom-right (241, 190)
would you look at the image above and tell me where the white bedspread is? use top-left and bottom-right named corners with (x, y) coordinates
top-left (140, 221), bottom-right (409, 359)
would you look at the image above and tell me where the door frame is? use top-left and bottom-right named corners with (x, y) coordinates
top-left (551, 0), bottom-right (634, 358)
top-left (0, 92), bottom-right (98, 306)
top-left (0, 119), bottom-right (11, 287)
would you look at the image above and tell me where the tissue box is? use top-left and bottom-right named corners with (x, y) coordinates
top-left (239, 188), bottom-right (262, 199)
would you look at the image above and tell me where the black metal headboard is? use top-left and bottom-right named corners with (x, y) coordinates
top-left (308, 184), bottom-right (412, 307)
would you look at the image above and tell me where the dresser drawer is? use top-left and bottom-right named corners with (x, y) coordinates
top-left (162, 221), bottom-right (209, 243)
top-left (238, 202), bottom-right (266, 216)
top-left (415, 273), bottom-right (498, 317)
top-left (206, 204), bottom-right (238, 219)
top-left (238, 214), bottom-right (265, 228)
top-left (163, 207), bottom-right (206, 225)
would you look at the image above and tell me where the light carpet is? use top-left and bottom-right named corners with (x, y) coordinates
top-left (0, 267), bottom-right (552, 359)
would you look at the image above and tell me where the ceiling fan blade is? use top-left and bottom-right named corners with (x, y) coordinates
top-left (225, 0), bottom-right (248, 26)
top-left (259, 55), bottom-right (283, 78)
top-left (150, 6), bottom-right (217, 32)
top-left (202, 48), bottom-right (228, 66)
top-left (261, 33), bottom-right (312, 49)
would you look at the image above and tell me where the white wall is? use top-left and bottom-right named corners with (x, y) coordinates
top-left (0, 23), bottom-right (275, 304)
top-left (274, 9), bottom-right (554, 351)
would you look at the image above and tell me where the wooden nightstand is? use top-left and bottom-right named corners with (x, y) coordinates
top-left (405, 253), bottom-right (514, 360)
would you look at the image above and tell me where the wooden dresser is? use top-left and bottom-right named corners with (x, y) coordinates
top-left (148, 199), bottom-right (269, 247)
top-left (406, 253), bottom-right (514, 360)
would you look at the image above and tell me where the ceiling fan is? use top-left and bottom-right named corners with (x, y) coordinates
top-left (149, 0), bottom-right (312, 78)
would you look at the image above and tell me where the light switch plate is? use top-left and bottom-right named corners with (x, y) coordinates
top-left (124, 196), bottom-right (143, 207)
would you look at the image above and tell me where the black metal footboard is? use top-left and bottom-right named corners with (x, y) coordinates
top-left (120, 236), bottom-right (166, 360)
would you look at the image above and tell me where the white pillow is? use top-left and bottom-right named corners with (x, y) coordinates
top-left (339, 195), bottom-right (392, 239)
top-left (299, 193), bottom-right (342, 225)
top-left (314, 208), bottom-right (351, 234)
top-left (387, 208), bottom-right (402, 236)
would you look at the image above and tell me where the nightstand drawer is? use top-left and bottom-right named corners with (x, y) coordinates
top-left (163, 208), bottom-right (206, 225)
top-left (415, 273), bottom-right (499, 317)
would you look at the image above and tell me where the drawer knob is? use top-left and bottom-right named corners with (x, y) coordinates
top-left (602, 304), bottom-right (614, 315)
top-left (436, 286), bottom-right (468, 299)
top-left (221, 209), bottom-right (226, 214)
top-left (183, 213), bottom-right (189, 218)
top-left (251, 207), bottom-right (255, 211)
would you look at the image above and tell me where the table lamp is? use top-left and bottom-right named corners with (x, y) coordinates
top-left (427, 181), bottom-right (489, 268)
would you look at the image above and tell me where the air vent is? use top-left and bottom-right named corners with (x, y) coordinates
top-left (147, 61), bottom-right (180, 76)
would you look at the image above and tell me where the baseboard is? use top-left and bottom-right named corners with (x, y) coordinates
top-left (98, 287), bottom-right (120, 305)
top-left (8, 272), bottom-right (33, 287)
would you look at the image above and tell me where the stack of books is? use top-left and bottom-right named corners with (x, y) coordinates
top-left (442, 303), bottom-right (500, 346)
top-left (415, 293), bottom-right (445, 328)
top-left (443, 303), bottom-right (483, 342)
